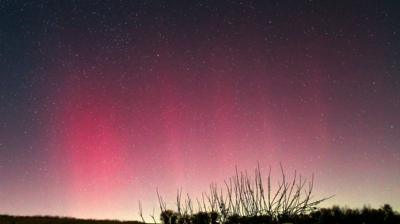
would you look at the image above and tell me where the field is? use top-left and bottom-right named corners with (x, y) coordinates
top-left (0, 215), bottom-right (143, 224)
top-left (2, 205), bottom-right (400, 224)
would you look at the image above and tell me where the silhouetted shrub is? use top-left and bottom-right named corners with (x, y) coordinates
top-left (146, 163), bottom-right (400, 224)
top-left (161, 210), bottom-right (179, 224)
top-left (225, 214), bottom-right (241, 224)
top-left (190, 212), bottom-right (210, 224)
top-left (210, 212), bottom-right (219, 224)
top-left (153, 163), bottom-right (332, 224)
top-left (177, 214), bottom-right (191, 224)
top-left (382, 204), bottom-right (397, 224)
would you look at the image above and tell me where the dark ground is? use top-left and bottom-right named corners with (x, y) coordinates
top-left (0, 215), bottom-right (143, 224)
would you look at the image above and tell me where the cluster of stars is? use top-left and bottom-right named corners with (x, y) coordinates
top-left (0, 0), bottom-right (400, 220)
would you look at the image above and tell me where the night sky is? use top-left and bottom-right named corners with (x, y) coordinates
top-left (1, 0), bottom-right (400, 220)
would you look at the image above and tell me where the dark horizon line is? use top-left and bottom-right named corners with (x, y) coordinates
top-left (1, 203), bottom-right (399, 223)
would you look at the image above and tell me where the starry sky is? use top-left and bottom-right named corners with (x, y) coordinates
top-left (1, 0), bottom-right (400, 221)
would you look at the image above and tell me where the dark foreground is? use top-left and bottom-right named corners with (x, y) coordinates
top-left (158, 205), bottom-right (400, 224)
top-left (1, 205), bottom-right (400, 224)
top-left (0, 215), bottom-right (142, 224)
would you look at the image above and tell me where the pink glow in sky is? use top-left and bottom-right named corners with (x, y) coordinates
top-left (0, 1), bottom-right (400, 221)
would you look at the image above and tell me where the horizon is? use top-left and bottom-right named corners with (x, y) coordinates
top-left (0, 202), bottom-right (399, 222)
top-left (1, 0), bottom-right (400, 221)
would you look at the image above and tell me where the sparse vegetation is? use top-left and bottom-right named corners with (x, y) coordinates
top-left (150, 163), bottom-right (333, 224)
top-left (2, 205), bottom-right (399, 224)
top-left (1, 165), bottom-right (399, 224)
top-left (143, 163), bottom-right (399, 224)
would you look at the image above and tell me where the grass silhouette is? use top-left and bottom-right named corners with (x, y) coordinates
top-left (145, 163), bottom-right (399, 224)
top-left (2, 205), bottom-right (399, 224)
top-left (152, 163), bottom-right (332, 224)
top-left (1, 164), bottom-right (399, 224)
